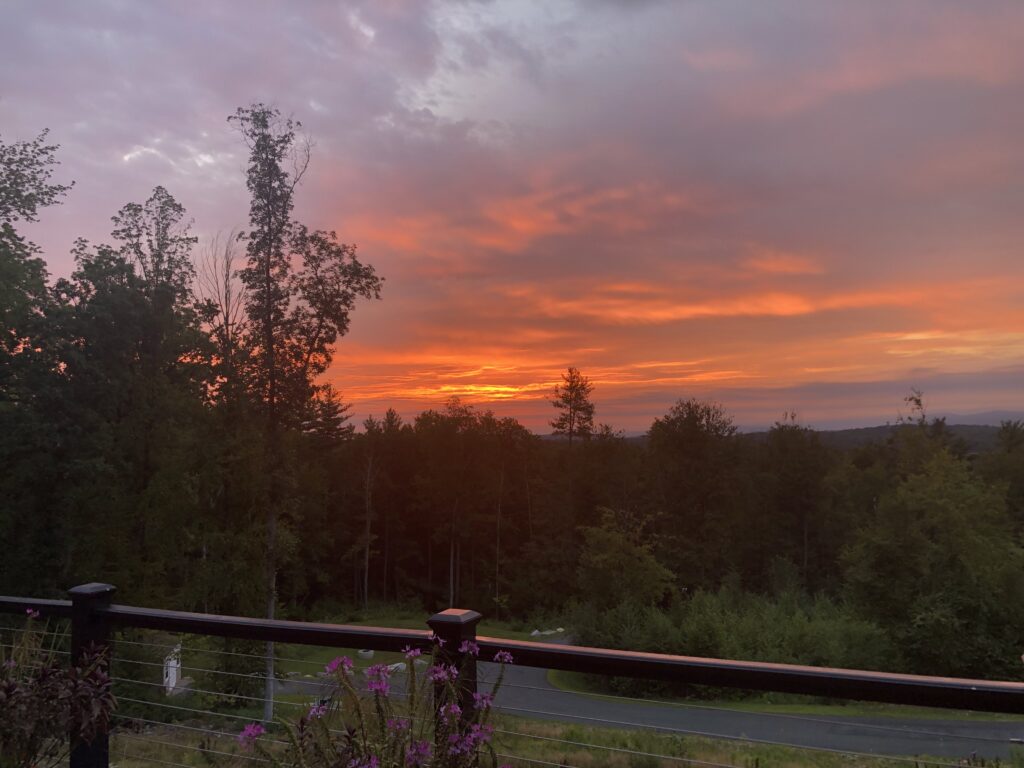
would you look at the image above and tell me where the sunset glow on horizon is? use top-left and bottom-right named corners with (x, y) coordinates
top-left (5, 1), bottom-right (1024, 431)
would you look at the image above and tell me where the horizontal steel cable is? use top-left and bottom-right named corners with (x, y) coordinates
top-left (116, 732), bottom-right (270, 762)
top-left (0, 641), bottom-right (69, 655)
top-left (117, 752), bottom-right (195, 768)
top-left (114, 636), bottom-right (354, 667)
top-left (118, 696), bottom-right (272, 723)
top-left (114, 713), bottom-right (289, 746)
top-left (494, 751), bottom-right (583, 767)
top-left (112, 676), bottom-right (307, 707)
top-left (1, 626), bottom-right (69, 636)
top-left (113, 655), bottom-right (333, 688)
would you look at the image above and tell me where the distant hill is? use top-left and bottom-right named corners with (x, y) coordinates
top-left (547, 419), bottom-right (1019, 453)
top-left (735, 422), bottom-right (1016, 453)
top-left (807, 423), bottom-right (1003, 452)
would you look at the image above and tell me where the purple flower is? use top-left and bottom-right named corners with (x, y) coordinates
top-left (25, 608), bottom-right (40, 619)
top-left (447, 732), bottom-right (470, 755)
top-left (447, 723), bottom-right (495, 756)
top-left (2, 659), bottom-right (16, 670)
top-left (428, 663), bottom-right (458, 684)
top-left (458, 640), bottom-right (479, 656)
top-left (493, 650), bottom-right (514, 664)
top-left (429, 632), bottom-right (447, 647)
top-left (440, 701), bottom-right (462, 720)
top-left (308, 703), bottom-right (328, 719)
top-left (406, 740), bottom-right (432, 767)
top-left (470, 723), bottom-right (495, 745)
top-left (348, 757), bottom-right (379, 768)
top-left (366, 663), bottom-right (391, 696)
top-left (403, 646), bottom-right (422, 659)
top-left (237, 722), bottom-right (265, 749)
top-left (386, 717), bottom-right (410, 733)
top-left (472, 691), bottom-right (494, 710)
top-left (326, 656), bottom-right (354, 675)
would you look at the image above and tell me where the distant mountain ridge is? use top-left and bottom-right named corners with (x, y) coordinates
top-left (781, 423), bottom-right (1004, 452)
top-left (545, 412), bottom-right (1024, 453)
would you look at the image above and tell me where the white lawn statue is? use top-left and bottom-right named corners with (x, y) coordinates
top-left (163, 643), bottom-right (182, 695)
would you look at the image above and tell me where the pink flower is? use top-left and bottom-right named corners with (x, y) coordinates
top-left (440, 701), bottom-right (462, 720)
top-left (428, 663), bottom-right (458, 684)
top-left (493, 650), bottom-right (514, 664)
top-left (406, 740), bottom-right (431, 767)
top-left (447, 723), bottom-right (494, 755)
top-left (366, 663), bottom-right (391, 696)
top-left (25, 608), bottom-right (40, 619)
top-left (237, 722), bottom-right (265, 749)
top-left (326, 656), bottom-right (354, 675)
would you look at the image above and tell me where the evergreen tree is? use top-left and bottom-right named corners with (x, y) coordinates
top-left (549, 366), bottom-right (595, 446)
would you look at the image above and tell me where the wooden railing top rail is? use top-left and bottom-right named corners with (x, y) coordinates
top-left (4, 591), bottom-right (1024, 713)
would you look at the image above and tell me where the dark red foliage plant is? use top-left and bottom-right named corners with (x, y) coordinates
top-left (0, 613), bottom-right (116, 768)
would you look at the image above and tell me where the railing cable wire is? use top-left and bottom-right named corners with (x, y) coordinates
top-left (116, 732), bottom-right (270, 762)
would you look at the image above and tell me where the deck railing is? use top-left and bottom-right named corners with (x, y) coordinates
top-left (3, 583), bottom-right (1023, 768)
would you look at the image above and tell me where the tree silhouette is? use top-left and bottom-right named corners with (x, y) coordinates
top-left (229, 103), bottom-right (381, 719)
top-left (549, 366), bottom-right (595, 446)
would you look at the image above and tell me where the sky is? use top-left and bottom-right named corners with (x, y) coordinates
top-left (3, 0), bottom-right (1024, 432)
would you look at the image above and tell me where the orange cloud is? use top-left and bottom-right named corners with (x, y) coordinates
top-left (743, 248), bottom-right (824, 275)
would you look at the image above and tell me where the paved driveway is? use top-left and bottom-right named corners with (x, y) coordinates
top-left (480, 659), bottom-right (1024, 761)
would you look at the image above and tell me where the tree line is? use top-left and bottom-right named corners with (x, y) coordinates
top-left (3, 112), bottom-right (1024, 683)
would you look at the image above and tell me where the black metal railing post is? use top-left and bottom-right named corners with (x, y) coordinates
top-left (69, 583), bottom-right (116, 768)
top-left (427, 608), bottom-right (481, 725)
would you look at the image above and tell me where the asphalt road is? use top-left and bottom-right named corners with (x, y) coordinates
top-left (481, 659), bottom-right (1024, 762)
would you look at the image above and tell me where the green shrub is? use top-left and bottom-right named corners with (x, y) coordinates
top-left (571, 586), bottom-right (896, 698)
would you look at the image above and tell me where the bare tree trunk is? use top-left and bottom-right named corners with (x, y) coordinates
top-left (262, 214), bottom-right (279, 724)
top-left (525, 466), bottom-right (533, 541)
top-left (802, 511), bottom-right (809, 579)
top-left (495, 463), bottom-right (504, 618)
top-left (382, 510), bottom-right (390, 602)
top-left (448, 527), bottom-right (455, 607)
top-left (363, 453), bottom-right (375, 609)
top-left (263, 507), bottom-right (276, 722)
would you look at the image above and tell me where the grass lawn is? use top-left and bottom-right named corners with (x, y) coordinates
top-left (546, 669), bottom-right (1024, 723)
top-left (110, 709), bottom-right (1022, 768)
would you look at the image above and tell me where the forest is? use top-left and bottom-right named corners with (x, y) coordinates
top-left (3, 106), bottom-right (1024, 688)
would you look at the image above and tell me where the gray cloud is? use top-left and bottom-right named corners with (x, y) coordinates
top-left (3, 0), bottom-right (1023, 430)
